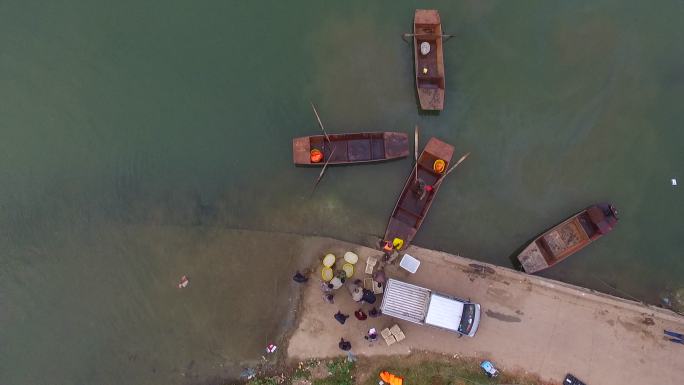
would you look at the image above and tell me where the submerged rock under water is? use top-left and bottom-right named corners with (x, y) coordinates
top-left (661, 288), bottom-right (684, 314)
top-left (672, 288), bottom-right (684, 314)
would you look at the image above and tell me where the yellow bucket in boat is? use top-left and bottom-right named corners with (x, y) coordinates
top-left (323, 253), bottom-right (336, 267)
top-left (342, 263), bottom-right (354, 278)
top-left (392, 238), bottom-right (404, 250)
top-left (321, 266), bottom-right (334, 281)
top-left (433, 159), bottom-right (446, 174)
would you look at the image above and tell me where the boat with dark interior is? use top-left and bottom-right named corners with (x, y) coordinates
top-left (382, 137), bottom-right (454, 251)
top-left (292, 132), bottom-right (409, 165)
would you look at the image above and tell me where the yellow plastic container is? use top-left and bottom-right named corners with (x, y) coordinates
top-left (323, 253), bottom-right (336, 267)
top-left (321, 266), bottom-right (334, 281)
top-left (342, 263), bottom-right (354, 278)
top-left (392, 238), bottom-right (404, 250)
top-left (343, 251), bottom-right (358, 264)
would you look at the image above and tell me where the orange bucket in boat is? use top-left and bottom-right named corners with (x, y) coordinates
top-left (433, 159), bottom-right (446, 174)
top-left (310, 148), bottom-right (323, 163)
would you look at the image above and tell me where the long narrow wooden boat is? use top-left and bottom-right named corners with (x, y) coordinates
top-left (414, 9), bottom-right (445, 110)
top-left (516, 203), bottom-right (619, 274)
top-left (382, 137), bottom-right (454, 251)
top-left (292, 132), bottom-right (409, 165)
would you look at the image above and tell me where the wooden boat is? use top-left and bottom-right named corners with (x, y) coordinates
top-left (516, 203), bottom-right (619, 274)
top-left (292, 132), bottom-right (409, 165)
top-left (382, 137), bottom-right (454, 250)
top-left (414, 9), bottom-right (445, 110)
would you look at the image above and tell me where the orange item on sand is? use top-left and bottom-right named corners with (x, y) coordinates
top-left (380, 371), bottom-right (403, 385)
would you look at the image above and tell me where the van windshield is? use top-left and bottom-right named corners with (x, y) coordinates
top-left (458, 304), bottom-right (476, 335)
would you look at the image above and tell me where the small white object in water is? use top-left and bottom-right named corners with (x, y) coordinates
top-left (177, 275), bottom-right (189, 288)
top-left (672, 178), bottom-right (678, 186)
top-left (265, 343), bottom-right (277, 353)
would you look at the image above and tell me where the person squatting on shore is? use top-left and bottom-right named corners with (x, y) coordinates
top-left (292, 271), bottom-right (308, 283)
top-left (334, 311), bottom-right (349, 324)
top-left (361, 289), bottom-right (376, 304)
top-left (321, 281), bottom-right (335, 303)
top-left (321, 281), bottom-right (334, 292)
top-left (348, 280), bottom-right (364, 302)
top-left (338, 338), bottom-right (351, 351)
top-left (364, 328), bottom-right (378, 342)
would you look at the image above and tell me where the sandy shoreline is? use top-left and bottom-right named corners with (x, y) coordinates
top-left (285, 237), bottom-right (684, 385)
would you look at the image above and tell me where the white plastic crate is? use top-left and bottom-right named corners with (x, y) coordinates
top-left (399, 254), bottom-right (421, 274)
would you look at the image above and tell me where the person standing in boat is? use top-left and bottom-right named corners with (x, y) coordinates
top-left (414, 178), bottom-right (433, 200)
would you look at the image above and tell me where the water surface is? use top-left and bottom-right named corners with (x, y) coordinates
top-left (1, 1), bottom-right (683, 384)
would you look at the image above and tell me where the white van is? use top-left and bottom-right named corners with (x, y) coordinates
top-left (379, 278), bottom-right (481, 337)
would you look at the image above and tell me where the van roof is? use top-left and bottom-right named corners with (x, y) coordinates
top-left (425, 293), bottom-right (464, 332)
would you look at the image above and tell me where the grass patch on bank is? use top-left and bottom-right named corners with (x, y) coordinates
top-left (245, 353), bottom-right (551, 385)
top-left (314, 358), bottom-right (355, 385)
top-left (246, 358), bottom-right (354, 385)
top-left (355, 353), bottom-right (551, 385)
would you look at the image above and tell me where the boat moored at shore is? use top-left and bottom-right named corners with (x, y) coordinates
top-left (382, 137), bottom-right (455, 252)
top-left (516, 203), bottom-right (619, 273)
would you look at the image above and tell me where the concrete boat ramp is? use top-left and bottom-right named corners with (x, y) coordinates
top-left (286, 238), bottom-right (684, 385)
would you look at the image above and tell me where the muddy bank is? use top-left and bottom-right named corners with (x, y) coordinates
top-left (285, 239), bottom-right (684, 385)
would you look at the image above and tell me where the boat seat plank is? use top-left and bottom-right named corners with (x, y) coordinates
top-left (393, 210), bottom-right (418, 228)
top-left (578, 214), bottom-right (598, 238)
top-left (386, 218), bottom-right (418, 244)
top-left (518, 242), bottom-right (550, 273)
top-left (310, 136), bottom-right (325, 151)
top-left (542, 220), bottom-right (586, 257)
top-left (371, 138), bottom-right (386, 159)
top-left (347, 139), bottom-right (372, 162)
top-left (397, 205), bottom-right (421, 218)
top-left (398, 187), bottom-right (425, 213)
top-left (327, 141), bottom-right (348, 162)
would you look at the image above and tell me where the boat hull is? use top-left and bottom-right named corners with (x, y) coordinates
top-left (516, 203), bottom-right (619, 273)
top-left (292, 132), bottom-right (409, 165)
top-left (414, 9), bottom-right (445, 110)
top-left (383, 137), bottom-right (455, 250)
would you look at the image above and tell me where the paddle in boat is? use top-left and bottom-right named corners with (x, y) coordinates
top-left (516, 203), bottom-right (619, 274)
top-left (382, 137), bottom-right (455, 253)
top-left (292, 132), bottom-right (409, 165)
top-left (413, 9), bottom-right (446, 110)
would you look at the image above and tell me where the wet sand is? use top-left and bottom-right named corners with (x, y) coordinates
top-left (287, 239), bottom-right (684, 385)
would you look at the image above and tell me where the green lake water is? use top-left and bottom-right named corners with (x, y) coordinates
top-left (1, 1), bottom-right (683, 384)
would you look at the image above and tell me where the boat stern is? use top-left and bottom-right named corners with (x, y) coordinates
top-left (517, 241), bottom-right (549, 274)
top-left (292, 136), bottom-right (311, 165)
top-left (417, 88), bottom-right (445, 110)
top-left (414, 9), bottom-right (441, 25)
